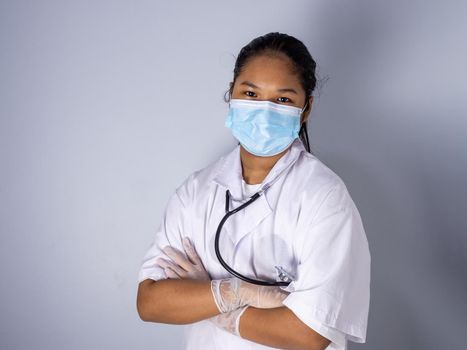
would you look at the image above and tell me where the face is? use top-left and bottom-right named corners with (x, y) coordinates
top-left (230, 53), bottom-right (313, 125)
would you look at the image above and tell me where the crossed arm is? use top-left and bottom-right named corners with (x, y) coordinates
top-left (137, 278), bottom-right (331, 350)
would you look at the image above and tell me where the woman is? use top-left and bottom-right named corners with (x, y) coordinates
top-left (137, 32), bottom-right (371, 350)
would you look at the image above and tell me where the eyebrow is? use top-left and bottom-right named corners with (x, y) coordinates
top-left (240, 80), bottom-right (298, 95)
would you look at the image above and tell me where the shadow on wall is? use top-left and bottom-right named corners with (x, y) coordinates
top-left (318, 148), bottom-right (420, 349)
top-left (301, 1), bottom-right (467, 349)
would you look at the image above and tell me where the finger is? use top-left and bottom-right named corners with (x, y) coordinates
top-left (155, 257), bottom-right (170, 269)
top-left (162, 246), bottom-right (192, 271)
top-left (164, 267), bottom-right (180, 279)
top-left (155, 257), bottom-right (171, 270)
top-left (182, 237), bottom-right (203, 266)
top-left (156, 257), bottom-right (187, 277)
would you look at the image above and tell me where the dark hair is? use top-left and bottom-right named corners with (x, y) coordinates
top-left (224, 32), bottom-right (321, 154)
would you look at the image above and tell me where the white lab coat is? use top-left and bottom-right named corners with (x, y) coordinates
top-left (138, 138), bottom-right (371, 350)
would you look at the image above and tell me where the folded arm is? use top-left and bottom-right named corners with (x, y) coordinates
top-left (137, 278), bottom-right (219, 324)
top-left (137, 278), bottom-right (331, 350)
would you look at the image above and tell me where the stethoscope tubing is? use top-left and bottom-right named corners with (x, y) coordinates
top-left (214, 188), bottom-right (290, 286)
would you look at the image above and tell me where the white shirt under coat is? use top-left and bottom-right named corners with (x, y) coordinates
top-left (138, 138), bottom-right (371, 350)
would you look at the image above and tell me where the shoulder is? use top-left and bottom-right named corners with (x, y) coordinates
top-left (293, 151), bottom-right (349, 198)
top-left (291, 153), bottom-right (369, 257)
top-left (291, 152), bottom-right (356, 223)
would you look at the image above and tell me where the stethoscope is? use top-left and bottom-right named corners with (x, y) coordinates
top-left (214, 177), bottom-right (295, 287)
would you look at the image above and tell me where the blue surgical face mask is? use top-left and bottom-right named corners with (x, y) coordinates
top-left (225, 98), bottom-right (306, 157)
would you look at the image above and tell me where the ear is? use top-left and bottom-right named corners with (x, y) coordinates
top-left (301, 96), bottom-right (314, 124)
top-left (306, 95), bottom-right (314, 112)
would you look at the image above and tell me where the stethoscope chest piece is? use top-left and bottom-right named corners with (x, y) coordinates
top-left (274, 265), bottom-right (294, 283)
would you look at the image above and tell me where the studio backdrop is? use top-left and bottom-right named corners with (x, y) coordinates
top-left (0, 1), bottom-right (466, 349)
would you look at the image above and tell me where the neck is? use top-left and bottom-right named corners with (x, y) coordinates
top-left (240, 146), bottom-right (289, 185)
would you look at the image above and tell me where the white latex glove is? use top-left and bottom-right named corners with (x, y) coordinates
top-left (155, 236), bottom-right (211, 281)
top-left (156, 238), bottom-right (246, 336)
top-left (156, 237), bottom-right (289, 319)
top-left (210, 277), bottom-right (290, 313)
top-left (209, 305), bottom-right (249, 337)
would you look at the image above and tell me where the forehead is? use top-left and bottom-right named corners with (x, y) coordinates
top-left (236, 53), bottom-right (302, 88)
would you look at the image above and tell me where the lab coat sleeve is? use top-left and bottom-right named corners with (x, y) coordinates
top-left (302, 317), bottom-right (347, 349)
top-left (137, 178), bottom-right (193, 284)
top-left (282, 181), bottom-right (371, 346)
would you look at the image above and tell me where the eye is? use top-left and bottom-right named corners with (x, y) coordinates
top-left (277, 97), bottom-right (292, 103)
top-left (245, 91), bottom-right (257, 98)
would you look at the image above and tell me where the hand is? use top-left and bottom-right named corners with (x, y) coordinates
top-left (155, 236), bottom-right (211, 281)
top-left (210, 277), bottom-right (290, 313)
top-left (209, 305), bottom-right (249, 337)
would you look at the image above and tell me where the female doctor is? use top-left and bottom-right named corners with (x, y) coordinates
top-left (137, 32), bottom-right (371, 350)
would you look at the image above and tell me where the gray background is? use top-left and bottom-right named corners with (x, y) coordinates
top-left (1, 0), bottom-right (466, 349)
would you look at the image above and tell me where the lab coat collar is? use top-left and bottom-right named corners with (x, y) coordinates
top-left (212, 138), bottom-right (307, 201)
top-left (212, 138), bottom-right (307, 248)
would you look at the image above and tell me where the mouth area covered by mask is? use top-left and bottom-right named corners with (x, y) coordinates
top-left (225, 99), bottom-right (303, 157)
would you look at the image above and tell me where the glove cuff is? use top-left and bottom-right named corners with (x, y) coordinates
top-left (234, 305), bottom-right (249, 338)
top-left (210, 279), bottom-right (225, 313)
